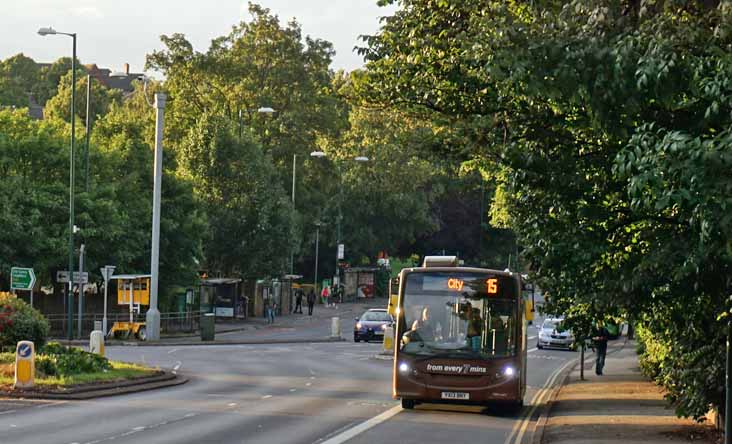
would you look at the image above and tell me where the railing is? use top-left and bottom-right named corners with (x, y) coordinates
top-left (46, 311), bottom-right (202, 339)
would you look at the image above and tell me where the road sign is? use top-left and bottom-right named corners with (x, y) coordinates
top-left (100, 266), bottom-right (115, 282)
top-left (10, 267), bottom-right (36, 290)
top-left (337, 244), bottom-right (345, 260)
top-left (56, 270), bottom-right (89, 284)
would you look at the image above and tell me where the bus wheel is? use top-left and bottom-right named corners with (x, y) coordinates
top-left (137, 326), bottom-right (147, 341)
top-left (401, 399), bottom-right (415, 409)
top-left (511, 400), bottom-right (524, 414)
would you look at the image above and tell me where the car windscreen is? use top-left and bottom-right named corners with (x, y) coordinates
top-left (400, 271), bottom-right (519, 359)
top-left (362, 311), bottom-right (391, 322)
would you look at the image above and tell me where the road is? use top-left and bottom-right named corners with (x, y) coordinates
top-left (0, 304), bottom-right (576, 444)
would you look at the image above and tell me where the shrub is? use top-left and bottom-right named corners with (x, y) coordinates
top-left (0, 293), bottom-right (50, 351)
top-left (38, 342), bottom-right (111, 376)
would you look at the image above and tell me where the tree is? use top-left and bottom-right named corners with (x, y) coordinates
top-left (0, 53), bottom-right (40, 108)
top-left (177, 113), bottom-right (292, 277)
top-left (356, 0), bottom-right (732, 419)
top-left (44, 69), bottom-right (122, 125)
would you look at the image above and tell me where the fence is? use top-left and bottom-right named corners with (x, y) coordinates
top-left (45, 311), bottom-right (202, 339)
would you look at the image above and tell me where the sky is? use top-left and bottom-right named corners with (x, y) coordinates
top-left (1, 0), bottom-right (397, 73)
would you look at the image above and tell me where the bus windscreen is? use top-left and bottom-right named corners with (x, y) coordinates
top-left (401, 272), bottom-right (519, 358)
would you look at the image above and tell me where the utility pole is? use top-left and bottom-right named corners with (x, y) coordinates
top-left (146, 93), bottom-right (166, 341)
top-left (77, 244), bottom-right (85, 337)
top-left (290, 154), bottom-right (296, 275)
top-left (84, 74), bottom-right (91, 193)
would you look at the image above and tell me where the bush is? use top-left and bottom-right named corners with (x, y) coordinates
top-left (38, 342), bottom-right (111, 376)
top-left (0, 293), bottom-right (50, 351)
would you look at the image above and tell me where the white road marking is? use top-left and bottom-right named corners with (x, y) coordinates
top-left (306, 382), bottom-right (312, 387)
top-left (132, 426), bottom-right (145, 431)
top-left (290, 388), bottom-right (297, 392)
top-left (527, 347), bottom-right (538, 353)
top-left (318, 404), bottom-right (402, 444)
top-left (173, 361), bottom-right (182, 371)
top-left (228, 403), bottom-right (237, 407)
top-left (167, 348), bottom-right (178, 354)
top-left (261, 395), bottom-right (273, 399)
top-left (528, 336), bottom-right (537, 340)
top-left (505, 358), bottom-right (577, 444)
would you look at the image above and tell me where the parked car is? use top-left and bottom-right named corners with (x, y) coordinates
top-left (537, 317), bottom-right (575, 350)
top-left (354, 308), bottom-right (394, 342)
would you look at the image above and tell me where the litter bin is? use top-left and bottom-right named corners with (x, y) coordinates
top-left (200, 313), bottom-right (215, 341)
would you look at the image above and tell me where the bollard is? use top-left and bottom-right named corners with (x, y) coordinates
top-left (94, 320), bottom-right (102, 332)
top-left (90, 330), bottom-right (105, 357)
top-left (14, 341), bottom-right (35, 389)
top-left (331, 317), bottom-right (341, 338)
top-left (382, 325), bottom-right (395, 355)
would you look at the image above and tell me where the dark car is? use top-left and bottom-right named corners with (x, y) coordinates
top-left (354, 309), bottom-right (393, 342)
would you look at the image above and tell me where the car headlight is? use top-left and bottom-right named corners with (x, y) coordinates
top-left (504, 366), bottom-right (515, 377)
top-left (399, 362), bottom-right (410, 373)
top-left (356, 322), bottom-right (362, 329)
top-left (539, 332), bottom-right (548, 339)
top-left (381, 324), bottom-right (387, 330)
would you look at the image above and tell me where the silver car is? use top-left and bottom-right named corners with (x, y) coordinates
top-left (537, 318), bottom-right (575, 350)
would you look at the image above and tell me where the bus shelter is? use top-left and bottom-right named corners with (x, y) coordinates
top-left (199, 278), bottom-right (244, 319)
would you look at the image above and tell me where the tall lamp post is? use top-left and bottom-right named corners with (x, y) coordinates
top-left (38, 26), bottom-right (77, 340)
top-left (309, 151), bottom-right (369, 291)
top-left (237, 107), bottom-right (275, 140)
top-left (110, 72), bottom-right (166, 340)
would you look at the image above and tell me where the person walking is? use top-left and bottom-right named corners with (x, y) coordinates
top-left (592, 321), bottom-right (610, 375)
top-left (307, 290), bottom-right (316, 316)
top-left (294, 289), bottom-right (303, 314)
top-left (321, 285), bottom-right (330, 307)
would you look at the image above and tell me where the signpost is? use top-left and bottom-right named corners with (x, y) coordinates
top-left (11, 267), bottom-right (36, 307)
top-left (100, 265), bottom-right (116, 335)
top-left (56, 270), bottom-right (89, 284)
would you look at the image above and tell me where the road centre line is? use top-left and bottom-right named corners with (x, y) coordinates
top-left (317, 404), bottom-right (402, 444)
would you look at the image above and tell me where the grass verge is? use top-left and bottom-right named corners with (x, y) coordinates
top-left (0, 361), bottom-right (157, 389)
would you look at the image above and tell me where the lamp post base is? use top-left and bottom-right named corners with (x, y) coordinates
top-left (145, 308), bottom-right (161, 341)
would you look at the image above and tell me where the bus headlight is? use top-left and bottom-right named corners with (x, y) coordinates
top-left (504, 366), bottom-right (515, 377)
top-left (399, 362), bottom-right (410, 374)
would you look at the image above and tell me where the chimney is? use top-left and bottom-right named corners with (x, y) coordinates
top-left (124, 63), bottom-right (129, 75)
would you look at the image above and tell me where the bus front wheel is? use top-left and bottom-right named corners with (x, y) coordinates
top-left (401, 398), bottom-right (416, 409)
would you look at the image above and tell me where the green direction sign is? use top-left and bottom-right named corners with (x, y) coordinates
top-left (11, 267), bottom-right (36, 291)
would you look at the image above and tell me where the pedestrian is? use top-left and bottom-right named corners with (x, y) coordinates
top-left (321, 285), bottom-right (330, 307)
top-left (264, 297), bottom-right (276, 324)
top-left (307, 290), bottom-right (316, 316)
top-left (592, 320), bottom-right (610, 375)
top-left (295, 289), bottom-right (303, 314)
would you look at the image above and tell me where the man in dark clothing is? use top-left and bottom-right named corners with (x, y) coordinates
top-left (592, 322), bottom-right (610, 375)
top-left (294, 289), bottom-right (303, 314)
top-left (306, 290), bottom-right (316, 316)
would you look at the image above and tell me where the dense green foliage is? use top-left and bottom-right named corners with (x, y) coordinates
top-left (38, 343), bottom-right (111, 376)
top-left (0, 293), bottom-right (49, 351)
top-left (358, 0), bottom-right (732, 420)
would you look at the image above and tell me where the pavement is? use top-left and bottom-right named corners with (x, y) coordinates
top-left (538, 339), bottom-right (721, 444)
top-left (54, 299), bottom-right (382, 346)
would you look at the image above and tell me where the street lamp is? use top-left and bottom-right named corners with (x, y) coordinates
top-left (111, 71), bottom-right (165, 341)
top-left (238, 107), bottom-right (275, 140)
top-left (309, 151), bottom-right (369, 292)
top-left (38, 26), bottom-right (77, 340)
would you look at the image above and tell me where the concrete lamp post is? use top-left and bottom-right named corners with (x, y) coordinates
top-left (38, 26), bottom-right (77, 340)
top-left (110, 72), bottom-right (165, 341)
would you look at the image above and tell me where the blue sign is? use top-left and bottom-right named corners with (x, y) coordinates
top-left (18, 343), bottom-right (31, 358)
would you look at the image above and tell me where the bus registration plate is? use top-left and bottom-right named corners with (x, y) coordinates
top-left (441, 391), bottom-right (469, 400)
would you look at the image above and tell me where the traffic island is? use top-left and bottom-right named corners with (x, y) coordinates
top-left (0, 343), bottom-right (187, 400)
top-left (0, 369), bottom-right (186, 400)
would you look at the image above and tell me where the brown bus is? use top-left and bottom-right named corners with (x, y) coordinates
top-left (392, 256), bottom-right (527, 410)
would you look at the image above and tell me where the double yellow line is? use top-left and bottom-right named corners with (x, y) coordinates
top-left (504, 358), bottom-right (577, 444)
